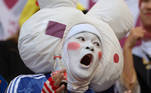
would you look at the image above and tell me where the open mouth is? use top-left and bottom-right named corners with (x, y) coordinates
top-left (80, 54), bottom-right (93, 66)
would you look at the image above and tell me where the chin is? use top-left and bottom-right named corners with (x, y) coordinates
top-left (141, 17), bottom-right (151, 27)
top-left (70, 68), bottom-right (91, 80)
top-left (143, 21), bottom-right (151, 26)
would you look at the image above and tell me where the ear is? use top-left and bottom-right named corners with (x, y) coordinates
top-left (87, 0), bottom-right (134, 40)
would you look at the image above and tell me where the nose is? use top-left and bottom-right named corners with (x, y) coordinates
top-left (86, 46), bottom-right (94, 52)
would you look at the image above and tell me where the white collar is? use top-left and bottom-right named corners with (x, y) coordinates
top-left (132, 43), bottom-right (150, 62)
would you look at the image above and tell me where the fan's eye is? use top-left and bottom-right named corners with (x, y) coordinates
top-left (77, 37), bottom-right (85, 41)
top-left (93, 42), bottom-right (100, 47)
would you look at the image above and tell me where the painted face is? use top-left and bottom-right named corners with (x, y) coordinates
top-left (140, 0), bottom-right (151, 28)
top-left (66, 32), bottom-right (102, 80)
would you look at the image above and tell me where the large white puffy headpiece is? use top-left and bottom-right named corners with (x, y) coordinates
top-left (18, 0), bottom-right (134, 92)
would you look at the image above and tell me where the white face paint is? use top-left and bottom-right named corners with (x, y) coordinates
top-left (66, 32), bottom-right (102, 80)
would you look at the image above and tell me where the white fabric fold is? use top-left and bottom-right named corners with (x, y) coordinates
top-left (87, 0), bottom-right (134, 39)
top-left (37, 0), bottom-right (77, 9)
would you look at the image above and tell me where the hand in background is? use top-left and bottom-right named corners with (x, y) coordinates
top-left (122, 27), bottom-right (144, 92)
top-left (124, 27), bottom-right (145, 49)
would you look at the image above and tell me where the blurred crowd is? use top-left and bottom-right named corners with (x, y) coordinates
top-left (0, 0), bottom-right (151, 93)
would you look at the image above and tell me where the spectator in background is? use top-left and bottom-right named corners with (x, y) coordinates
top-left (0, 30), bottom-right (34, 83)
top-left (122, 0), bottom-right (151, 93)
top-left (0, 0), bottom-right (40, 83)
top-left (19, 0), bottom-right (40, 27)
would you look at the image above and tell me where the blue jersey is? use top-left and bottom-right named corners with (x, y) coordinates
top-left (6, 74), bottom-right (46, 93)
top-left (6, 74), bottom-right (94, 93)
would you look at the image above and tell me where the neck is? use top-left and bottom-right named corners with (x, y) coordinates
top-left (144, 25), bottom-right (151, 32)
top-left (142, 25), bottom-right (151, 41)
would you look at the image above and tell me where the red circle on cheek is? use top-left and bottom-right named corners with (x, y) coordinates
top-left (67, 42), bottom-right (80, 50)
top-left (98, 51), bottom-right (102, 60)
top-left (114, 53), bottom-right (119, 63)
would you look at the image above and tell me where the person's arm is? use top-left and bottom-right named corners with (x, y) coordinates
top-left (121, 27), bottom-right (145, 92)
top-left (122, 42), bottom-right (137, 90)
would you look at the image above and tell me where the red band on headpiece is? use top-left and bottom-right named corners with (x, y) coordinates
top-left (54, 56), bottom-right (62, 60)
